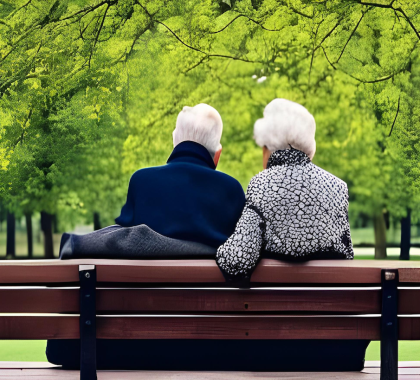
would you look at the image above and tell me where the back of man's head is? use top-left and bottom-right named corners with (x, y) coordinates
top-left (173, 104), bottom-right (223, 157)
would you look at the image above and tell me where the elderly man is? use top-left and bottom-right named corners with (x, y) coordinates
top-left (47, 104), bottom-right (246, 369)
top-left (115, 103), bottom-right (245, 247)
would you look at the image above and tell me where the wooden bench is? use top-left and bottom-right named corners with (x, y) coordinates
top-left (1, 259), bottom-right (420, 380)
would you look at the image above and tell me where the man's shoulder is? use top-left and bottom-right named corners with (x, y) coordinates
top-left (215, 170), bottom-right (245, 198)
top-left (214, 169), bottom-right (243, 185)
top-left (130, 164), bottom-right (244, 193)
top-left (130, 164), bottom-right (168, 178)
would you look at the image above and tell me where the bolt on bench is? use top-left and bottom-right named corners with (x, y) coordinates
top-left (0, 259), bottom-right (420, 380)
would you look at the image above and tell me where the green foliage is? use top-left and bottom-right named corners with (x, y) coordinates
top-left (0, 0), bottom-right (419, 228)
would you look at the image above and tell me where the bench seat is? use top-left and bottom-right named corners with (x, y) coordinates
top-left (0, 258), bottom-right (420, 284)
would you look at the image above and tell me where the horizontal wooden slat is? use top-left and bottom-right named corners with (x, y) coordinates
top-left (98, 315), bottom-right (382, 340)
top-left (0, 315), bottom-right (380, 340)
top-left (398, 268), bottom-right (420, 283)
top-left (97, 289), bottom-right (382, 314)
top-left (1, 287), bottom-right (418, 315)
top-left (398, 317), bottom-right (420, 340)
top-left (1, 314), bottom-right (419, 340)
top-left (0, 316), bottom-right (79, 339)
top-left (0, 259), bottom-right (224, 284)
top-left (0, 289), bottom-right (79, 313)
top-left (0, 288), bottom-right (382, 314)
top-left (0, 259), bottom-right (419, 285)
top-left (0, 261), bottom-right (80, 284)
top-left (400, 289), bottom-right (420, 314)
top-left (251, 260), bottom-right (420, 284)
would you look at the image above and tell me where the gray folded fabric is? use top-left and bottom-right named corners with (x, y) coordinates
top-left (59, 224), bottom-right (216, 260)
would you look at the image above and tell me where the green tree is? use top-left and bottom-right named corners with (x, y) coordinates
top-left (1, 0), bottom-right (419, 259)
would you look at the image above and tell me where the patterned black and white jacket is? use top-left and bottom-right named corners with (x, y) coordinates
top-left (216, 148), bottom-right (354, 282)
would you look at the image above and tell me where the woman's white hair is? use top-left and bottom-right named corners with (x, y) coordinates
top-left (173, 104), bottom-right (223, 157)
top-left (254, 98), bottom-right (316, 159)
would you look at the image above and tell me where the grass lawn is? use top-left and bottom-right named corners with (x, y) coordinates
top-left (0, 341), bottom-right (47, 361)
top-left (366, 341), bottom-right (420, 361)
top-left (0, 340), bottom-right (419, 362)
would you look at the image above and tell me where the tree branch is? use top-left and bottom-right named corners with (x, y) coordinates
top-left (316, 19), bottom-right (341, 49)
top-left (346, 72), bottom-right (395, 83)
top-left (0, 43), bottom-right (42, 97)
top-left (358, 1), bottom-right (420, 41)
top-left (79, 14), bottom-right (99, 41)
top-left (308, 20), bottom-right (325, 86)
top-left (210, 14), bottom-right (283, 33)
top-left (0, 19), bottom-right (12, 29)
top-left (395, 7), bottom-right (420, 41)
top-left (88, 3), bottom-right (109, 67)
top-left (308, 16), bottom-right (342, 81)
top-left (156, 21), bottom-right (208, 55)
top-left (183, 55), bottom-right (209, 73)
top-left (5, 0), bottom-right (32, 20)
top-left (111, 22), bottom-right (153, 65)
top-left (0, 24), bottom-right (41, 63)
top-left (321, 46), bottom-right (337, 70)
top-left (211, 15), bottom-right (243, 33)
top-left (289, 5), bottom-right (314, 19)
top-left (157, 20), bottom-right (260, 63)
top-left (335, 10), bottom-right (367, 63)
top-left (135, 2), bottom-right (261, 63)
top-left (58, 0), bottom-right (116, 22)
top-left (358, 0), bottom-right (394, 8)
top-left (13, 108), bottom-right (32, 147)
top-left (388, 94), bottom-right (401, 137)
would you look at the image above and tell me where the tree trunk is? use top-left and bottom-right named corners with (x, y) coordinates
top-left (93, 212), bottom-right (101, 231)
top-left (25, 213), bottom-right (33, 258)
top-left (373, 210), bottom-right (387, 259)
top-left (52, 214), bottom-right (58, 233)
top-left (0, 201), bottom-right (3, 232)
top-left (6, 212), bottom-right (15, 258)
top-left (383, 210), bottom-right (390, 230)
top-left (400, 208), bottom-right (411, 260)
top-left (41, 211), bottom-right (54, 259)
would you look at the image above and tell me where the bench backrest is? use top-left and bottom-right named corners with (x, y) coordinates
top-left (0, 259), bottom-right (419, 341)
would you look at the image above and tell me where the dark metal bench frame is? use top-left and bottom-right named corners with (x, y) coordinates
top-left (77, 266), bottom-right (400, 380)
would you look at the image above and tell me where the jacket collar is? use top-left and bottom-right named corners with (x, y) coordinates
top-left (167, 141), bottom-right (216, 170)
top-left (267, 147), bottom-right (311, 168)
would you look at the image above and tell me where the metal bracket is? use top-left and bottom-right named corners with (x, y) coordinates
top-left (380, 269), bottom-right (398, 380)
top-left (79, 265), bottom-right (97, 380)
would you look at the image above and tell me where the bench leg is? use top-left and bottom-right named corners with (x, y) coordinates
top-left (380, 269), bottom-right (398, 380)
top-left (79, 265), bottom-right (97, 380)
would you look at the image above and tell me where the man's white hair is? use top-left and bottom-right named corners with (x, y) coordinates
top-left (254, 98), bottom-right (316, 159)
top-left (173, 104), bottom-right (223, 156)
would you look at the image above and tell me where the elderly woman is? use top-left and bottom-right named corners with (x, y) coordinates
top-left (217, 98), bottom-right (353, 281)
top-left (216, 99), bottom-right (368, 372)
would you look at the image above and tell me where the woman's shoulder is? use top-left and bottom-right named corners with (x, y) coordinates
top-left (247, 169), bottom-right (271, 189)
top-left (311, 164), bottom-right (348, 192)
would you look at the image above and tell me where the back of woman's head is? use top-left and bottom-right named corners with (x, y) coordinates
top-left (254, 99), bottom-right (316, 159)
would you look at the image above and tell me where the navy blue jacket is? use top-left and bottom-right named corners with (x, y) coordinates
top-left (115, 141), bottom-right (245, 248)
